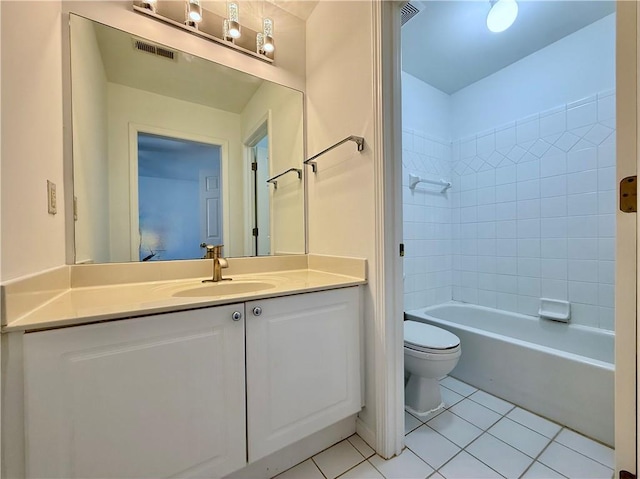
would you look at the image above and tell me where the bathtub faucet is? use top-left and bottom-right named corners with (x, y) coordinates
top-left (200, 243), bottom-right (230, 282)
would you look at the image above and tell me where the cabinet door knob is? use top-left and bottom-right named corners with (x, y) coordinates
top-left (252, 307), bottom-right (262, 316)
top-left (231, 311), bottom-right (242, 321)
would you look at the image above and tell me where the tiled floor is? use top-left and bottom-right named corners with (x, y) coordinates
top-left (274, 377), bottom-right (614, 479)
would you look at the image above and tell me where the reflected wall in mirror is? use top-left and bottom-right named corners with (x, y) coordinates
top-left (70, 14), bottom-right (305, 263)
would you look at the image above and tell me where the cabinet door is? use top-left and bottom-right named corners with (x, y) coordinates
top-left (246, 287), bottom-right (361, 462)
top-left (23, 305), bottom-right (246, 479)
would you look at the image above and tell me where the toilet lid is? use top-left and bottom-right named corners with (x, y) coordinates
top-left (404, 320), bottom-right (460, 350)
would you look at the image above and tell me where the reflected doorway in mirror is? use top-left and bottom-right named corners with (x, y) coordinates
top-left (136, 132), bottom-right (224, 261)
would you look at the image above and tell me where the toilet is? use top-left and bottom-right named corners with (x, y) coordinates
top-left (404, 320), bottom-right (461, 417)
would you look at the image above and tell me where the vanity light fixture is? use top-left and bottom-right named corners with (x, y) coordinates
top-left (133, 0), bottom-right (274, 63)
top-left (257, 18), bottom-right (275, 55)
top-left (224, 2), bottom-right (241, 40)
top-left (486, 0), bottom-right (518, 33)
top-left (185, 0), bottom-right (203, 27)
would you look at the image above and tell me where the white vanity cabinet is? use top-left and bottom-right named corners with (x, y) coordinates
top-left (23, 304), bottom-right (247, 479)
top-left (21, 287), bottom-right (362, 478)
top-left (246, 287), bottom-right (361, 462)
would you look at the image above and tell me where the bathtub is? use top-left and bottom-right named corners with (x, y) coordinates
top-left (405, 302), bottom-right (614, 446)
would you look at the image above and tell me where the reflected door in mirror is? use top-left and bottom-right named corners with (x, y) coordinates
top-left (137, 133), bottom-right (222, 261)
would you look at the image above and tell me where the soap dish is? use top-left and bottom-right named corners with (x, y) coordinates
top-left (538, 298), bottom-right (571, 323)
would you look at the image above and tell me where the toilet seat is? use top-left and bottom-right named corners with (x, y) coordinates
top-left (404, 320), bottom-right (460, 354)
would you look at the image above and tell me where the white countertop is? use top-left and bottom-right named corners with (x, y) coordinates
top-left (3, 268), bottom-right (365, 332)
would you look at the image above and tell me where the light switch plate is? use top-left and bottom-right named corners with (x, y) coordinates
top-left (47, 180), bottom-right (57, 215)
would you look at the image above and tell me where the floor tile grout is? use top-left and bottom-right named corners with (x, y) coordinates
top-left (406, 411), bottom-right (510, 477)
top-left (454, 418), bottom-right (520, 479)
top-left (551, 427), bottom-right (615, 469)
top-left (517, 428), bottom-right (567, 479)
top-left (332, 455), bottom-right (367, 479)
top-left (310, 457), bottom-right (329, 479)
top-left (427, 379), bottom-right (613, 479)
top-left (436, 445), bottom-right (508, 479)
top-left (279, 377), bottom-right (613, 479)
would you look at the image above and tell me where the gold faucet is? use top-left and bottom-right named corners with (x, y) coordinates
top-left (200, 243), bottom-right (230, 282)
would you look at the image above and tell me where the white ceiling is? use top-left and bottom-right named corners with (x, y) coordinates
top-left (401, 1), bottom-right (616, 94)
top-left (93, 21), bottom-right (264, 113)
top-left (266, 0), bottom-right (318, 20)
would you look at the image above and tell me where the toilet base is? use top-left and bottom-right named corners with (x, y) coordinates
top-left (405, 402), bottom-right (444, 419)
top-left (405, 374), bottom-right (444, 417)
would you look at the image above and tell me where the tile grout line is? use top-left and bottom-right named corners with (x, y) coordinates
top-left (435, 443), bottom-right (508, 479)
top-left (516, 428), bottom-right (567, 479)
top-left (310, 457), bottom-right (329, 479)
top-left (308, 436), bottom-right (366, 479)
top-left (443, 379), bottom-right (581, 444)
top-left (551, 426), bottom-right (615, 469)
top-left (452, 408), bottom-right (518, 479)
top-left (404, 378), bottom-right (613, 479)
top-left (406, 407), bottom-right (509, 478)
top-left (441, 384), bottom-right (575, 478)
top-left (331, 455), bottom-right (368, 479)
top-left (421, 386), bottom-right (539, 479)
top-left (364, 448), bottom-right (432, 479)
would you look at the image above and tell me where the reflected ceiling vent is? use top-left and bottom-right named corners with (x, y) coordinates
top-left (132, 39), bottom-right (177, 61)
top-left (401, 1), bottom-right (424, 26)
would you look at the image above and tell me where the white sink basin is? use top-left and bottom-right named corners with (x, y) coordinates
top-left (172, 281), bottom-right (275, 298)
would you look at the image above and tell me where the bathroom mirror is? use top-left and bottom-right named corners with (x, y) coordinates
top-left (69, 14), bottom-right (305, 263)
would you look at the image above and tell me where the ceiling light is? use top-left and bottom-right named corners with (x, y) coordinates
top-left (185, 0), bottom-right (202, 25)
top-left (486, 0), bottom-right (518, 33)
top-left (224, 2), bottom-right (241, 40)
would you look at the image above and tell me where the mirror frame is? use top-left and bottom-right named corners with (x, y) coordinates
top-left (61, 5), bottom-right (308, 264)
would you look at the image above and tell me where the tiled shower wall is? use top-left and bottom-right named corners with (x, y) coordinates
top-left (402, 131), bottom-right (453, 311)
top-left (403, 90), bottom-right (616, 330)
top-left (450, 91), bottom-right (616, 330)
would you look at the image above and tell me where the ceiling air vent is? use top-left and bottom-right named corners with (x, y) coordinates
top-left (133, 39), bottom-right (177, 61)
top-left (401, 1), bottom-right (424, 26)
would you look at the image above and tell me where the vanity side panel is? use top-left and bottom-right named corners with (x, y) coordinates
top-left (1, 332), bottom-right (25, 479)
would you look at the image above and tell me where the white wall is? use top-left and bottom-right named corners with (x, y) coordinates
top-left (1, 1), bottom-right (65, 281)
top-left (402, 72), bottom-right (451, 141)
top-left (241, 82), bottom-right (305, 255)
top-left (70, 16), bottom-right (109, 264)
top-left (306, 0), bottom-right (378, 437)
top-left (451, 14), bottom-right (616, 138)
top-left (107, 83), bottom-right (244, 261)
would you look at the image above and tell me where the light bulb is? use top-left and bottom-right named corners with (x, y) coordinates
top-left (185, 0), bottom-right (202, 24)
top-left (228, 22), bottom-right (241, 38)
top-left (263, 36), bottom-right (274, 53)
top-left (486, 0), bottom-right (518, 33)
